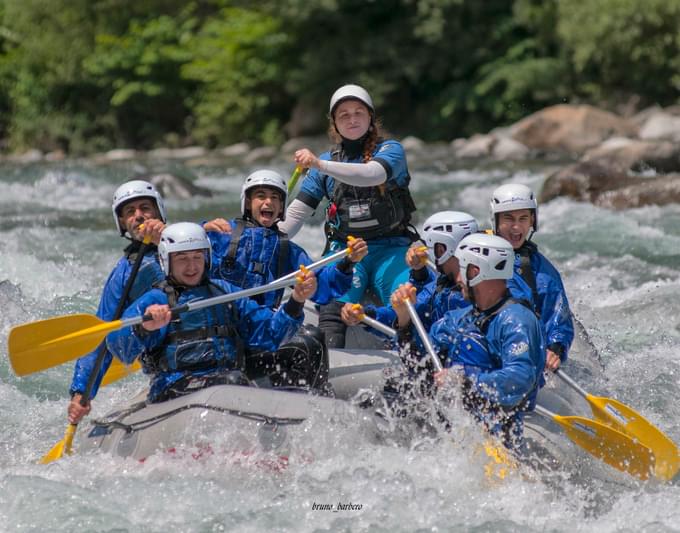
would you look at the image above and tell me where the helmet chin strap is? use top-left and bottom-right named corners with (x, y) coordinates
top-left (466, 279), bottom-right (477, 309)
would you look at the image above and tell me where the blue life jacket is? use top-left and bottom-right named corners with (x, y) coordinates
top-left (106, 277), bottom-right (304, 402)
top-left (515, 241), bottom-right (574, 361)
top-left (69, 243), bottom-right (164, 398)
top-left (431, 294), bottom-right (546, 410)
top-left (208, 218), bottom-right (351, 308)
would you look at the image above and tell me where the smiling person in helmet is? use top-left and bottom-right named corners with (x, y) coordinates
top-left (106, 222), bottom-right (318, 402)
top-left (67, 180), bottom-right (167, 424)
top-left (395, 233), bottom-right (545, 449)
top-left (490, 183), bottom-right (574, 372)
top-left (281, 84), bottom-right (417, 348)
top-left (204, 169), bottom-right (367, 311)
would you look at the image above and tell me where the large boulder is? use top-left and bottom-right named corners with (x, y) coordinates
top-left (541, 161), bottom-right (680, 209)
top-left (582, 137), bottom-right (680, 173)
top-left (510, 104), bottom-right (636, 154)
top-left (597, 176), bottom-right (680, 209)
top-left (638, 111), bottom-right (680, 142)
top-left (144, 173), bottom-right (212, 199)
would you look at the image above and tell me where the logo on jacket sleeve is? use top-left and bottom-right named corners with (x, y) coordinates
top-left (509, 342), bottom-right (529, 356)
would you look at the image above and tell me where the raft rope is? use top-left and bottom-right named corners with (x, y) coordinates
top-left (91, 403), bottom-right (306, 434)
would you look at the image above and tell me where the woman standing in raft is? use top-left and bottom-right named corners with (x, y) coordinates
top-left (280, 84), bottom-right (418, 348)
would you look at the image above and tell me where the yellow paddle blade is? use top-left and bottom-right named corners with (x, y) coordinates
top-left (587, 395), bottom-right (680, 482)
top-left (9, 314), bottom-right (123, 376)
top-left (482, 439), bottom-right (517, 482)
top-left (100, 358), bottom-right (142, 387)
top-left (40, 423), bottom-right (77, 464)
top-left (554, 413), bottom-right (655, 480)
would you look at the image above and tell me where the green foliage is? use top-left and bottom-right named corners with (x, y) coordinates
top-left (84, 12), bottom-right (198, 148)
top-left (182, 7), bottom-right (291, 146)
top-left (1, 0), bottom-right (680, 152)
top-left (557, 0), bottom-right (680, 106)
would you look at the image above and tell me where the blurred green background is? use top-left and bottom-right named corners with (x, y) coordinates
top-left (1, 0), bottom-right (679, 154)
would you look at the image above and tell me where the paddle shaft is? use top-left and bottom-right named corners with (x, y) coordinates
top-left (358, 299), bottom-right (442, 371)
top-left (404, 299), bottom-right (443, 372)
top-left (360, 315), bottom-right (397, 338)
top-left (81, 239), bottom-right (151, 405)
top-left (287, 166), bottom-right (304, 197)
top-left (276, 248), bottom-right (349, 283)
top-left (118, 248), bottom-right (351, 330)
top-left (555, 369), bottom-right (589, 398)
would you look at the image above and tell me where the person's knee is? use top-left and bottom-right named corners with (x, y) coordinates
top-left (275, 325), bottom-right (329, 389)
top-left (319, 301), bottom-right (347, 348)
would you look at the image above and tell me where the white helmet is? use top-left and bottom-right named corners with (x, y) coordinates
top-left (241, 170), bottom-right (287, 222)
top-left (455, 233), bottom-right (514, 287)
top-left (490, 183), bottom-right (538, 233)
top-left (422, 211), bottom-right (479, 266)
top-left (112, 180), bottom-right (167, 236)
top-left (329, 84), bottom-right (374, 116)
top-left (158, 222), bottom-right (211, 276)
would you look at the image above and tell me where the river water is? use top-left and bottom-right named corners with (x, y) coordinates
top-left (1, 157), bottom-right (679, 532)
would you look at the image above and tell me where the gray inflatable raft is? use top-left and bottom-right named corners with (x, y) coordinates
top-left (78, 345), bottom-right (596, 471)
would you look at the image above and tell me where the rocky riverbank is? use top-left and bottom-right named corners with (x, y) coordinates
top-left (451, 104), bottom-right (680, 209)
top-left (4, 103), bottom-right (679, 208)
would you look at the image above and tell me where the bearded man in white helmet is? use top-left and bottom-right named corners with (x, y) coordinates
top-left (68, 180), bottom-right (167, 424)
top-left (490, 183), bottom-right (574, 372)
top-left (393, 233), bottom-right (546, 449)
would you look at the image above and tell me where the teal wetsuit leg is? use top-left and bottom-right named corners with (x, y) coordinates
top-left (372, 244), bottom-right (410, 304)
top-left (336, 241), bottom-right (409, 305)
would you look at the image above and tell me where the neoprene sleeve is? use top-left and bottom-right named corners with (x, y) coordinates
top-left (318, 159), bottom-right (387, 186)
top-left (278, 199), bottom-right (315, 238)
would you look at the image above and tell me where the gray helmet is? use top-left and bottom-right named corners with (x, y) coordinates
top-left (241, 170), bottom-right (287, 222)
top-left (112, 180), bottom-right (167, 236)
top-left (455, 233), bottom-right (514, 287)
top-left (329, 84), bottom-right (374, 116)
top-left (490, 183), bottom-right (538, 234)
top-left (158, 222), bottom-right (211, 276)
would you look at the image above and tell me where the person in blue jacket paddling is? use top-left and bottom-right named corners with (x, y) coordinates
top-left (393, 233), bottom-right (546, 449)
top-left (68, 179), bottom-right (167, 424)
top-left (490, 183), bottom-right (574, 371)
top-left (341, 212), bottom-right (533, 349)
top-left (280, 84), bottom-right (418, 348)
top-left (106, 223), bottom-right (319, 402)
top-left (340, 211), bottom-right (478, 339)
top-left (204, 169), bottom-right (367, 310)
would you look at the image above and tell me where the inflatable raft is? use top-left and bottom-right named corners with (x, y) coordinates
top-left (79, 330), bottom-right (601, 477)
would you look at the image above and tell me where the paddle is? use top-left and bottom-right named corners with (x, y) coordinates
top-left (559, 314), bottom-right (677, 481)
top-left (100, 358), bottom-right (142, 387)
top-left (10, 246), bottom-right (351, 377)
top-left (534, 404), bottom-right (655, 480)
top-left (357, 314), bottom-right (658, 480)
top-left (555, 369), bottom-right (679, 482)
top-left (84, 245), bottom-right (356, 388)
top-left (41, 235), bottom-right (152, 464)
top-left (403, 299), bottom-right (444, 372)
top-left (287, 166), bottom-right (304, 198)
top-left (355, 307), bottom-right (398, 338)
top-left (355, 301), bottom-right (443, 371)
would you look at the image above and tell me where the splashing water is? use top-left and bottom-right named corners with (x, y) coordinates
top-left (1, 159), bottom-right (678, 531)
